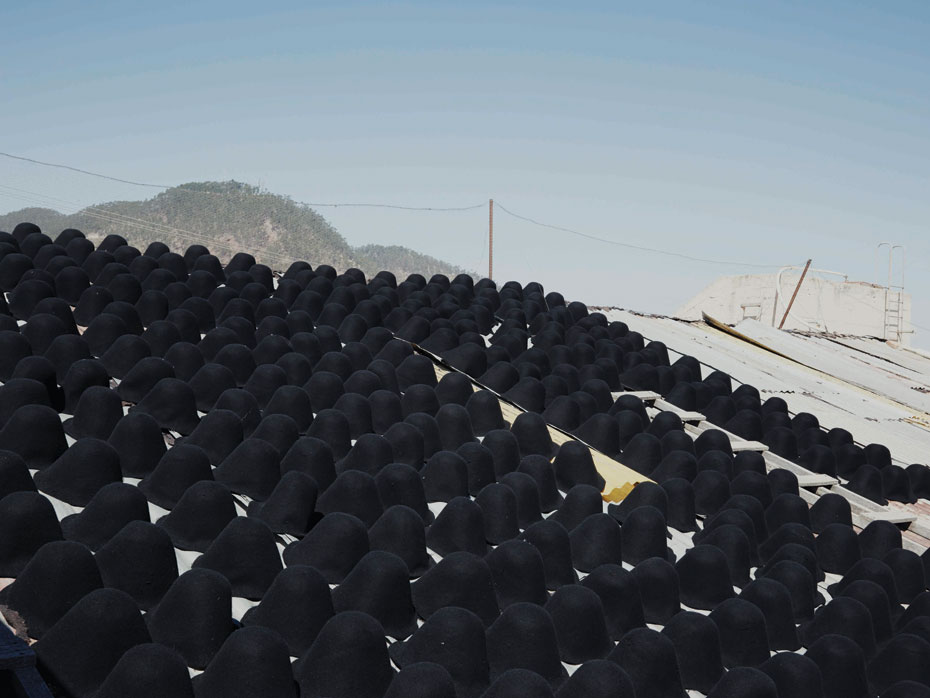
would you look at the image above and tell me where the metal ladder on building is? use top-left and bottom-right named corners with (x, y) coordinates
top-left (884, 285), bottom-right (905, 342)
top-left (877, 243), bottom-right (906, 343)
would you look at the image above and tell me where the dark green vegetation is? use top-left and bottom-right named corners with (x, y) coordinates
top-left (0, 181), bottom-right (470, 278)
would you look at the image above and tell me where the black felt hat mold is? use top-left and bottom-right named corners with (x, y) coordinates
top-left (33, 437), bottom-right (123, 507)
top-left (192, 516), bottom-right (283, 600)
top-left (283, 512), bottom-right (370, 584)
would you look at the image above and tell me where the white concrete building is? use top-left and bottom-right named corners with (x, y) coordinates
top-left (676, 269), bottom-right (911, 343)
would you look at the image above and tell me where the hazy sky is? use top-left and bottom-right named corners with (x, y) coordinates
top-left (2, 1), bottom-right (929, 342)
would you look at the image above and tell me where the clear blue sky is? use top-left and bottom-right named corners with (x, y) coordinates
top-left (2, 1), bottom-right (930, 342)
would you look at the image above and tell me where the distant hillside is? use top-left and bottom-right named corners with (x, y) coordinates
top-left (0, 181), bottom-right (471, 279)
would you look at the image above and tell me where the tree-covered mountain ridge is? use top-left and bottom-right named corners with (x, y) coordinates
top-left (0, 180), bottom-right (471, 279)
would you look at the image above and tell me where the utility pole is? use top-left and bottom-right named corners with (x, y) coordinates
top-left (488, 198), bottom-right (494, 280)
top-left (778, 259), bottom-right (812, 329)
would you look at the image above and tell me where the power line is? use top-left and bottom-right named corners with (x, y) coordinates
top-left (0, 151), bottom-right (485, 211)
top-left (494, 201), bottom-right (790, 269)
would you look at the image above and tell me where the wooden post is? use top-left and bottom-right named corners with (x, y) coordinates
top-left (779, 259), bottom-right (812, 329)
top-left (488, 199), bottom-right (494, 280)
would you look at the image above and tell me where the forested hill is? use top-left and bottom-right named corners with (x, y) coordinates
top-left (0, 181), bottom-right (471, 279)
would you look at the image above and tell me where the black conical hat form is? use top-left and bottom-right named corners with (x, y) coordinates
top-left (138, 444), bottom-right (213, 510)
top-left (522, 519), bottom-right (577, 589)
top-left (0, 540), bottom-right (102, 640)
top-left (60, 482), bottom-right (149, 551)
top-left (33, 437), bottom-right (123, 507)
top-left (247, 471), bottom-right (318, 536)
top-left (95, 643), bottom-right (194, 698)
top-left (621, 505), bottom-right (673, 566)
top-left (0, 491), bottom-right (63, 577)
top-left (485, 602), bottom-right (565, 687)
top-left (510, 411), bottom-right (556, 458)
top-left (130, 377), bottom-right (200, 434)
top-left (481, 428), bottom-right (521, 478)
top-left (422, 451), bottom-right (470, 502)
top-left (498, 471), bottom-right (543, 529)
top-left (381, 421), bottom-right (425, 471)
top-left (426, 496), bottom-right (488, 557)
top-left (156, 480), bottom-right (237, 552)
top-left (187, 362), bottom-right (236, 412)
top-left (475, 483), bottom-right (520, 545)
top-left (675, 544), bottom-right (735, 610)
top-left (693, 470), bottom-right (731, 517)
top-left (574, 413), bottom-right (621, 457)
top-left (805, 634), bottom-right (869, 698)
top-left (485, 540), bottom-right (548, 609)
top-left (545, 584), bottom-right (612, 665)
top-left (116, 356), bottom-right (175, 403)
top-left (696, 524), bottom-right (752, 588)
top-left (375, 463), bottom-right (433, 524)
top-left (34, 588), bottom-right (151, 698)
top-left (332, 550), bottom-right (416, 640)
top-left (384, 662), bottom-right (457, 698)
top-left (549, 484), bottom-right (603, 531)
top-left (316, 469), bottom-right (383, 526)
top-left (608, 481), bottom-right (668, 523)
top-left (192, 516), bottom-right (283, 600)
top-left (829, 557), bottom-right (901, 607)
top-left (282, 512), bottom-right (370, 584)
top-left (62, 385), bottom-right (122, 440)
top-left (369, 505), bottom-right (433, 578)
top-left (265, 384), bottom-right (314, 432)
top-left (729, 470), bottom-right (773, 508)
top-left (307, 408), bottom-right (352, 458)
top-left (569, 513), bottom-right (622, 572)
top-left (213, 437), bottom-right (281, 500)
top-left (0, 378), bottom-right (53, 430)
top-left (630, 557), bottom-right (681, 624)
top-left (295, 611), bottom-right (394, 698)
top-left (335, 433), bottom-right (394, 476)
top-left (858, 519), bottom-right (902, 559)
top-left (458, 441), bottom-right (496, 496)
top-left (758, 559), bottom-right (819, 622)
top-left (835, 579), bottom-right (895, 645)
top-left (145, 568), bottom-right (233, 669)
top-left (0, 404), bottom-right (68, 469)
top-left (94, 521), bottom-right (178, 611)
top-left (694, 509), bottom-right (759, 567)
top-left (553, 440), bottom-right (605, 491)
top-left (435, 403), bottom-right (478, 451)
top-left (0, 331), bottom-right (31, 382)
top-left (390, 606), bottom-right (490, 698)
top-left (241, 565), bottom-right (334, 657)
top-left (281, 436), bottom-right (336, 491)
top-left (736, 577), bottom-right (799, 650)
top-left (412, 552), bottom-right (500, 627)
top-left (11, 355), bottom-right (65, 411)
top-left (800, 595), bottom-right (877, 660)
top-left (249, 412), bottom-right (300, 457)
top-left (868, 633), bottom-right (930, 695)
top-left (660, 611), bottom-right (725, 694)
top-left (621, 432), bottom-right (664, 475)
top-left (884, 548), bottom-right (927, 604)
top-left (575, 564), bottom-right (643, 643)
top-left (177, 408), bottom-right (243, 465)
top-left (466, 390), bottom-right (506, 436)
top-left (708, 597), bottom-right (771, 668)
top-left (193, 625), bottom-right (298, 698)
top-left (758, 653), bottom-right (824, 698)
top-left (61, 358), bottom-right (110, 414)
top-left (0, 449), bottom-right (36, 500)
top-left (810, 492), bottom-right (853, 533)
top-left (518, 454), bottom-right (563, 512)
top-left (108, 411), bottom-right (166, 478)
top-left (657, 478), bottom-right (696, 534)
top-left (608, 628), bottom-right (687, 698)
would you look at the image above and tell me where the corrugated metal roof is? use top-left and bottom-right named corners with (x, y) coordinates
top-left (598, 308), bottom-right (930, 467)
